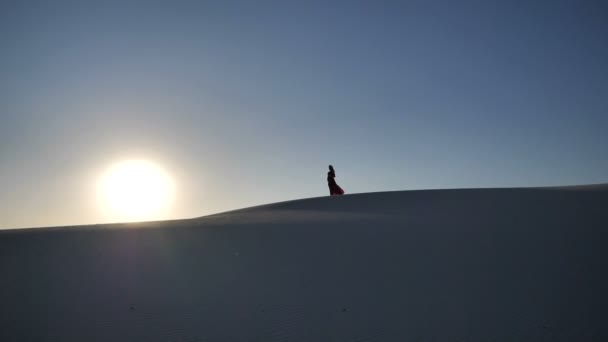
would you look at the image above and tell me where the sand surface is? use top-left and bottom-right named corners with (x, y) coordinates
top-left (1, 186), bottom-right (607, 341)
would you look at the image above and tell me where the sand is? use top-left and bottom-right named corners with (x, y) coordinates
top-left (1, 185), bottom-right (606, 341)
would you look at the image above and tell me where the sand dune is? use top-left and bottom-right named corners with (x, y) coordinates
top-left (1, 186), bottom-right (607, 341)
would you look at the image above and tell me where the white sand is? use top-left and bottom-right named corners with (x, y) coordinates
top-left (1, 185), bottom-right (606, 341)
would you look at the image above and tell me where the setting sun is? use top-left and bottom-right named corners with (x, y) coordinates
top-left (97, 160), bottom-right (175, 222)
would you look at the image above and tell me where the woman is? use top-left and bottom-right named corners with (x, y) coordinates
top-left (327, 165), bottom-right (345, 196)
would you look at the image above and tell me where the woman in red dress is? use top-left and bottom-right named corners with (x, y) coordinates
top-left (327, 165), bottom-right (345, 196)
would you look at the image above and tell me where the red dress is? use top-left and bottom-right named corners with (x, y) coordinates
top-left (327, 170), bottom-right (345, 196)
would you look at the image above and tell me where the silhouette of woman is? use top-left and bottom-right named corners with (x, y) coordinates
top-left (327, 165), bottom-right (345, 196)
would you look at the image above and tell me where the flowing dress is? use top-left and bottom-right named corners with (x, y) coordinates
top-left (327, 170), bottom-right (345, 196)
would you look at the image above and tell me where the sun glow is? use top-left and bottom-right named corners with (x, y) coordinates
top-left (98, 160), bottom-right (175, 222)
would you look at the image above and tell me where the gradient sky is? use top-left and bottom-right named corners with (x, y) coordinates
top-left (1, 0), bottom-right (607, 228)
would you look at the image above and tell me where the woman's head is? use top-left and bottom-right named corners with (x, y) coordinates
top-left (329, 165), bottom-right (334, 171)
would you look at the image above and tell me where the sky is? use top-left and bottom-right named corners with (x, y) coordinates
top-left (1, 0), bottom-right (607, 228)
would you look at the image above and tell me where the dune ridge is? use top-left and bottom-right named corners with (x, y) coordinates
top-left (1, 185), bottom-right (607, 341)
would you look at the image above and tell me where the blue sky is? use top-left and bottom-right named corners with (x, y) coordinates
top-left (1, 1), bottom-right (607, 228)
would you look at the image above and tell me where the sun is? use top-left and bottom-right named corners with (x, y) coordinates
top-left (98, 160), bottom-right (175, 222)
